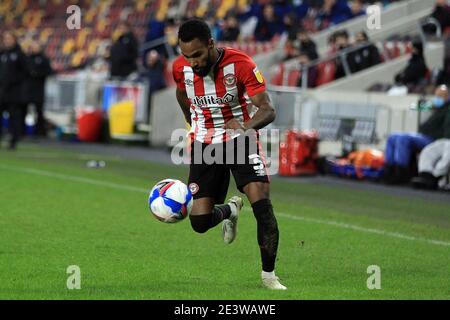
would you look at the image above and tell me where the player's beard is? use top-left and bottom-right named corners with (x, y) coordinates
top-left (193, 49), bottom-right (213, 77)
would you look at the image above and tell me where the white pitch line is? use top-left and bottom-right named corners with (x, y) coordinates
top-left (0, 164), bottom-right (148, 193)
top-left (1, 164), bottom-right (449, 248)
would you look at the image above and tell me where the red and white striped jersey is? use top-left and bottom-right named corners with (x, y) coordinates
top-left (173, 47), bottom-right (266, 144)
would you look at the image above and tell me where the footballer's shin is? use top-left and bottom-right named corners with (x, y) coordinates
top-left (252, 199), bottom-right (279, 272)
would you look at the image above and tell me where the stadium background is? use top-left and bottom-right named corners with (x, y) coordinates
top-left (0, 0), bottom-right (449, 300)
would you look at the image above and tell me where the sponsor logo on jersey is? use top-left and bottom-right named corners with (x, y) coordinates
top-left (184, 79), bottom-right (194, 86)
top-left (192, 93), bottom-right (235, 107)
top-left (253, 67), bottom-right (264, 84)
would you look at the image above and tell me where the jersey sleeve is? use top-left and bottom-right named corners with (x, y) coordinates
top-left (237, 56), bottom-right (266, 97)
top-left (172, 59), bottom-right (186, 91)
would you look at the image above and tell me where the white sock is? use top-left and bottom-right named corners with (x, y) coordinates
top-left (261, 271), bottom-right (276, 279)
top-left (228, 202), bottom-right (237, 217)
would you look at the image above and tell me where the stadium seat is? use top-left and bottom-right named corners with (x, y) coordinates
top-left (287, 69), bottom-right (301, 87)
top-left (270, 64), bottom-right (285, 86)
top-left (315, 62), bottom-right (336, 87)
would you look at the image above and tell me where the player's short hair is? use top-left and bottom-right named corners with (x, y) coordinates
top-left (178, 19), bottom-right (212, 45)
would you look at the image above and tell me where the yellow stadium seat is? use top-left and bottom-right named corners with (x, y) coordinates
top-left (85, 8), bottom-right (97, 24)
top-left (88, 39), bottom-right (100, 56)
top-left (63, 38), bottom-right (76, 55)
top-left (39, 28), bottom-right (54, 44)
top-left (156, 0), bottom-right (169, 21)
top-left (217, 0), bottom-right (236, 19)
top-left (71, 50), bottom-right (86, 67)
top-left (136, 0), bottom-right (148, 12)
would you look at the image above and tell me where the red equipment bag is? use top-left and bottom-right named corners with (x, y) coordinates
top-left (279, 130), bottom-right (319, 176)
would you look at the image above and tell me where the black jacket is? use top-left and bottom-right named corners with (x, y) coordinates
top-left (109, 32), bottom-right (139, 79)
top-left (432, 5), bottom-right (450, 31)
top-left (348, 43), bottom-right (381, 73)
top-left (395, 54), bottom-right (428, 85)
top-left (0, 44), bottom-right (28, 105)
top-left (419, 102), bottom-right (450, 140)
top-left (23, 52), bottom-right (53, 104)
top-left (298, 40), bottom-right (319, 61)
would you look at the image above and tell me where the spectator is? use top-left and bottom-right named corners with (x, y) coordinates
top-left (348, 31), bottom-right (381, 73)
top-left (350, 0), bottom-right (366, 18)
top-left (140, 50), bottom-right (167, 123)
top-left (384, 85), bottom-right (450, 184)
top-left (23, 40), bottom-right (53, 137)
top-left (296, 28), bottom-right (319, 61)
top-left (0, 31), bottom-right (28, 150)
top-left (411, 139), bottom-right (450, 190)
top-left (318, 0), bottom-right (353, 27)
top-left (109, 21), bottom-right (139, 80)
top-left (437, 56), bottom-right (450, 86)
top-left (254, 4), bottom-right (284, 42)
top-left (145, 17), bottom-right (166, 57)
top-left (283, 12), bottom-right (300, 42)
top-left (296, 51), bottom-right (318, 89)
top-left (430, 0), bottom-right (450, 34)
top-left (293, 0), bottom-right (310, 20)
top-left (220, 15), bottom-right (240, 42)
top-left (394, 41), bottom-right (428, 87)
top-left (333, 30), bottom-right (352, 79)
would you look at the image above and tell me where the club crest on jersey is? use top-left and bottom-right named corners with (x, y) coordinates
top-left (223, 74), bottom-right (237, 88)
top-left (189, 183), bottom-right (199, 195)
top-left (192, 93), bottom-right (235, 106)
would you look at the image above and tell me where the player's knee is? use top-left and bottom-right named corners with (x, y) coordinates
top-left (244, 182), bottom-right (270, 203)
top-left (189, 214), bottom-right (211, 234)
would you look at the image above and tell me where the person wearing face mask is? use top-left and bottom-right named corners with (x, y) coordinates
top-left (384, 85), bottom-right (450, 184)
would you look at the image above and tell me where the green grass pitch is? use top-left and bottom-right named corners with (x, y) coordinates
top-left (0, 143), bottom-right (449, 300)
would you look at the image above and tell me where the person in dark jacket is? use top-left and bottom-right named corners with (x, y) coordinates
top-left (347, 31), bottom-right (382, 73)
top-left (296, 51), bottom-right (318, 89)
top-left (23, 40), bottom-right (53, 136)
top-left (220, 15), bottom-right (240, 42)
top-left (254, 4), bottom-right (284, 42)
top-left (109, 21), bottom-right (139, 79)
top-left (295, 29), bottom-right (319, 61)
top-left (0, 31), bottom-right (28, 150)
top-left (318, 0), bottom-right (353, 27)
top-left (333, 30), bottom-right (352, 79)
top-left (394, 41), bottom-right (428, 86)
top-left (431, 0), bottom-right (450, 33)
top-left (140, 50), bottom-right (166, 123)
top-left (384, 85), bottom-right (450, 184)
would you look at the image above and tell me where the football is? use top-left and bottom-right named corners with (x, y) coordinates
top-left (148, 179), bottom-right (193, 223)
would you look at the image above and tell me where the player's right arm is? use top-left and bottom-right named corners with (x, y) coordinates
top-left (176, 87), bottom-right (192, 126)
top-left (172, 58), bottom-right (192, 126)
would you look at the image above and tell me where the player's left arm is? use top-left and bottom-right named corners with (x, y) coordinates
top-left (242, 91), bottom-right (275, 130)
top-left (224, 91), bottom-right (275, 131)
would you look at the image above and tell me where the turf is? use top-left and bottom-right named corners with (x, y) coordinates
top-left (0, 143), bottom-right (449, 300)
